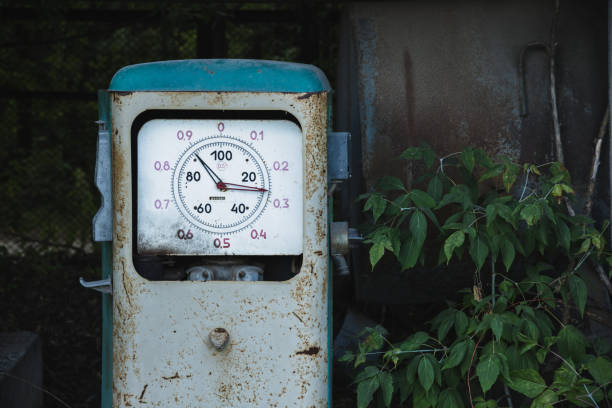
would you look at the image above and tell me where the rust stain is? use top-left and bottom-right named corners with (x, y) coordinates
top-left (295, 346), bottom-right (320, 356)
top-left (138, 384), bottom-right (148, 401)
top-left (162, 372), bottom-right (180, 380)
top-left (297, 91), bottom-right (317, 100)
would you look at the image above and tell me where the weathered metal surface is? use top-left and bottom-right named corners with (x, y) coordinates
top-left (109, 59), bottom-right (331, 93)
top-left (336, 0), bottom-right (608, 303)
top-left (97, 89), bottom-right (114, 408)
top-left (93, 107), bottom-right (113, 242)
top-left (111, 90), bottom-right (328, 407)
top-left (79, 277), bottom-right (112, 294)
top-left (327, 132), bottom-right (350, 182)
top-left (338, 0), bottom-right (607, 192)
top-left (329, 221), bottom-right (349, 256)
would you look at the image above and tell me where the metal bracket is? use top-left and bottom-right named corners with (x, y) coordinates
top-left (328, 131), bottom-right (351, 183)
top-left (93, 120), bottom-right (113, 242)
top-left (79, 277), bottom-right (112, 295)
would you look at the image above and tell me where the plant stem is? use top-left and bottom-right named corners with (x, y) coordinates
top-left (585, 105), bottom-right (610, 216)
top-left (491, 257), bottom-right (496, 307)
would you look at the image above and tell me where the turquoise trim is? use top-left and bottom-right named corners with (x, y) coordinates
top-left (109, 59), bottom-right (331, 93)
top-left (97, 90), bottom-right (113, 408)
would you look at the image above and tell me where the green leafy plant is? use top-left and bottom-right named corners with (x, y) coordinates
top-left (345, 145), bottom-right (612, 408)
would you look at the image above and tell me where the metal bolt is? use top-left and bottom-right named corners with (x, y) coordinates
top-left (208, 328), bottom-right (230, 350)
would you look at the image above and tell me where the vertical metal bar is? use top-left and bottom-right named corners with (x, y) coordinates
top-left (327, 194), bottom-right (334, 408)
top-left (609, 0), bottom-right (612, 245)
top-left (97, 90), bottom-right (113, 408)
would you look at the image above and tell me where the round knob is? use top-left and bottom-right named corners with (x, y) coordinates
top-left (209, 328), bottom-right (230, 350)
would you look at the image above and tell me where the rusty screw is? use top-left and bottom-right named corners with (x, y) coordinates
top-left (208, 328), bottom-right (230, 350)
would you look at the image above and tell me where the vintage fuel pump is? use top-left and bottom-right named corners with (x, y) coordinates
top-left (81, 60), bottom-right (350, 407)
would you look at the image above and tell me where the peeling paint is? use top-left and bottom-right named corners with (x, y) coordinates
top-left (111, 90), bottom-right (329, 406)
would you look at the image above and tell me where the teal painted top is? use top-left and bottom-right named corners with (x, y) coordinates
top-left (109, 59), bottom-right (331, 93)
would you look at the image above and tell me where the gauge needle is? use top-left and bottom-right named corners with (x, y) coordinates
top-left (222, 183), bottom-right (268, 192)
top-left (193, 153), bottom-right (227, 190)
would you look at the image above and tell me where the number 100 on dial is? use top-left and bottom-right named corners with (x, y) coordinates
top-left (136, 119), bottom-right (303, 256)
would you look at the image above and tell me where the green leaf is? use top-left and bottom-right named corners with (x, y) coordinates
top-left (476, 354), bottom-right (500, 393)
top-left (507, 369), bottom-right (547, 398)
top-left (357, 367), bottom-right (380, 408)
top-left (469, 236), bottom-right (489, 271)
top-left (490, 315), bottom-right (504, 341)
top-left (461, 148), bottom-right (475, 173)
top-left (444, 230), bottom-right (465, 264)
top-left (520, 203), bottom-right (542, 226)
top-left (501, 240), bottom-right (515, 272)
top-left (442, 340), bottom-right (468, 370)
top-left (485, 204), bottom-right (497, 227)
top-left (379, 371), bottom-right (394, 407)
top-left (421, 143), bottom-right (436, 168)
top-left (418, 356), bottom-right (435, 392)
top-left (587, 357), bottom-right (612, 385)
top-left (339, 351), bottom-right (354, 362)
top-left (399, 210), bottom-right (427, 270)
top-left (569, 275), bottom-right (587, 318)
top-left (400, 332), bottom-right (429, 352)
top-left (475, 400), bottom-right (497, 408)
top-left (365, 194), bottom-right (387, 223)
top-left (555, 220), bottom-right (571, 251)
top-left (409, 189), bottom-right (436, 208)
top-left (401, 147), bottom-right (423, 160)
top-left (427, 176), bottom-right (443, 202)
top-left (530, 389), bottom-right (558, 408)
top-left (455, 310), bottom-right (468, 336)
top-left (479, 164), bottom-right (504, 182)
top-left (369, 242), bottom-right (386, 268)
top-left (438, 388), bottom-right (465, 408)
top-left (437, 315), bottom-right (454, 342)
top-left (376, 176), bottom-right (405, 192)
top-left (557, 325), bottom-right (586, 364)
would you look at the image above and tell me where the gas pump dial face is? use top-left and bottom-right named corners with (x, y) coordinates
top-left (136, 119), bottom-right (303, 256)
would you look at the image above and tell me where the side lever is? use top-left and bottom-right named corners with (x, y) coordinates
top-left (79, 277), bottom-right (112, 294)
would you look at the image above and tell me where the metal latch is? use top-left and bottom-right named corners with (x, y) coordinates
top-left (79, 277), bottom-right (112, 294)
top-left (328, 131), bottom-right (351, 183)
top-left (93, 120), bottom-right (112, 242)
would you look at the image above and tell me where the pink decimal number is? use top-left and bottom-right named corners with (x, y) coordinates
top-left (177, 229), bottom-right (193, 240)
top-left (154, 199), bottom-right (170, 209)
top-left (154, 160), bottom-right (171, 171)
top-left (272, 161), bottom-right (289, 171)
top-left (273, 198), bottom-right (290, 208)
top-left (176, 130), bottom-right (193, 141)
top-left (250, 229), bottom-right (267, 240)
top-left (249, 130), bottom-right (264, 141)
top-left (213, 237), bottom-right (230, 248)
top-left (217, 122), bottom-right (225, 132)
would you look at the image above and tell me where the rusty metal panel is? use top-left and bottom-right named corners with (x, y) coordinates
top-left (111, 91), bottom-right (329, 407)
top-left (336, 0), bottom-right (608, 303)
top-left (341, 0), bottom-right (607, 192)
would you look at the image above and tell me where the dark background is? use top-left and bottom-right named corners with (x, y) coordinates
top-left (0, 2), bottom-right (340, 406)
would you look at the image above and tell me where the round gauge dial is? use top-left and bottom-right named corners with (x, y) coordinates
top-left (136, 119), bottom-right (303, 256)
top-left (173, 138), bottom-right (270, 233)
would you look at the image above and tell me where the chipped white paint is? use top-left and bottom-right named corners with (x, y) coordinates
top-left (111, 91), bottom-right (328, 407)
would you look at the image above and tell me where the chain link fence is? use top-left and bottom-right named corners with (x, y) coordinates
top-left (0, 1), bottom-right (338, 257)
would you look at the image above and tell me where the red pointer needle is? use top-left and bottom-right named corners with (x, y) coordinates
top-left (216, 182), bottom-right (268, 192)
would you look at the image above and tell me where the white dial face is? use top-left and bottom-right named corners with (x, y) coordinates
top-left (173, 138), bottom-right (270, 233)
top-left (136, 119), bottom-right (303, 256)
